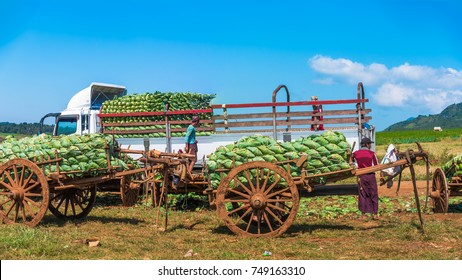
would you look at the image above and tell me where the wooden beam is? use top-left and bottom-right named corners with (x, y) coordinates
top-left (213, 116), bottom-right (372, 128)
top-left (212, 109), bottom-right (371, 120)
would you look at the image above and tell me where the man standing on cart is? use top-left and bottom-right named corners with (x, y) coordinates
top-left (310, 96), bottom-right (324, 131)
top-left (185, 115), bottom-right (200, 173)
top-left (353, 137), bottom-right (379, 220)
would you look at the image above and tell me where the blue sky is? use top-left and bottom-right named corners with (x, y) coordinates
top-left (1, 0), bottom-right (461, 131)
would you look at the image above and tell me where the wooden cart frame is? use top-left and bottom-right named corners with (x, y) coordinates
top-left (0, 143), bottom-right (156, 227)
top-left (145, 142), bottom-right (430, 237)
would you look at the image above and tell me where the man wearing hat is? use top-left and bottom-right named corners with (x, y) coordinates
top-left (185, 116), bottom-right (200, 173)
top-left (353, 137), bottom-right (379, 220)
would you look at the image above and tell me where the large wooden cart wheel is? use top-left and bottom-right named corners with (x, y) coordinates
top-left (216, 161), bottom-right (299, 237)
top-left (430, 167), bottom-right (449, 213)
top-left (48, 186), bottom-right (96, 220)
top-left (0, 159), bottom-right (49, 227)
top-left (120, 175), bottom-right (141, 206)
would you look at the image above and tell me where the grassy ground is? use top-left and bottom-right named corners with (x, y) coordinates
top-left (1, 193), bottom-right (462, 260)
top-left (1, 132), bottom-right (462, 260)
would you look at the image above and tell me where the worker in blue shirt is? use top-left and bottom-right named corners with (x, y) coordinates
top-left (185, 115), bottom-right (200, 173)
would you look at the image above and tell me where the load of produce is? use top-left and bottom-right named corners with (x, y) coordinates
top-left (206, 131), bottom-right (351, 188)
top-left (101, 92), bottom-right (216, 138)
top-left (0, 134), bottom-right (138, 177)
top-left (442, 154), bottom-right (462, 178)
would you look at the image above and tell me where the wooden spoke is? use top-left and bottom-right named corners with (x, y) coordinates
top-left (243, 170), bottom-right (256, 192)
top-left (24, 197), bottom-right (42, 208)
top-left (5, 172), bottom-right (18, 189)
top-left (22, 200), bottom-right (36, 217)
top-left (224, 199), bottom-right (249, 203)
top-left (235, 207), bottom-right (253, 224)
top-left (265, 207), bottom-right (284, 225)
top-left (263, 212), bottom-right (274, 232)
top-left (267, 198), bottom-right (294, 203)
top-left (21, 203), bottom-right (27, 222)
top-left (255, 168), bottom-right (260, 191)
top-left (4, 201), bottom-right (16, 217)
top-left (0, 197), bottom-right (13, 207)
top-left (13, 203), bottom-right (20, 223)
top-left (233, 177), bottom-right (253, 195)
top-left (64, 198), bottom-right (70, 216)
top-left (55, 195), bottom-right (66, 209)
top-left (227, 204), bottom-right (248, 216)
top-left (12, 164), bottom-right (19, 185)
top-left (256, 210), bottom-right (261, 234)
top-left (0, 180), bottom-right (14, 192)
top-left (18, 165), bottom-right (26, 188)
top-left (259, 168), bottom-right (270, 193)
top-left (70, 197), bottom-right (77, 216)
top-left (23, 181), bottom-right (40, 193)
top-left (267, 202), bottom-right (291, 214)
top-left (246, 212), bottom-right (255, 232)
top-left (227, 188), bottom-right (250, 199)
top-left (73, 197), bottom-right (85, 212)
top-left (24, 193), bottom-right (43, 197)
top-left (263, 174), bottom-right (281, 196)
top-left (266, 187), bottom-right (290, 199)
top-left (22, 172), bottom-right (35, 190)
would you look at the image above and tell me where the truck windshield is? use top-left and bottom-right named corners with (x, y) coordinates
top-left (56, 117), bottom-right (78, 135)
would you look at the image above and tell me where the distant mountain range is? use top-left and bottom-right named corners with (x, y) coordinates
top-left (384, 102), bottom-right (462, 131)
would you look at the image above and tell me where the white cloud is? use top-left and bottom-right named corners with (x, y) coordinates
top-left (309, 55), bottom-right (384, 85)
top-left (373, 83), bottom-right (414, 107)
top-left (390, 63), bottom-right (436, 82)
top-left (308, 55), bottom-right (462, 113)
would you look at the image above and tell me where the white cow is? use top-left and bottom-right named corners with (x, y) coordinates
top-left (433, 127), bottom-right (443, 132)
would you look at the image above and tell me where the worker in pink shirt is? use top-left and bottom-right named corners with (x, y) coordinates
top-left (353, 137), bottom-right (379, 220)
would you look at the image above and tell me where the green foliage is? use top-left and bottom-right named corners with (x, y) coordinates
top-left (0, 122), bottom-right (53, 136)
top-left (101, 92), bottom-right (216, 138)
top-left (206, 132), bottom-right (352, 188)
top-left (375, 128), bottom-right (462, 145)
top-left (0, 133), bottom-right (138, 176)
top-left (298, 195), bottom-right (428, 220)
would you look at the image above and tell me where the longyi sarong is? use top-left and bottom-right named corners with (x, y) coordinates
top-left (358, 173), bottom-right (378, 214)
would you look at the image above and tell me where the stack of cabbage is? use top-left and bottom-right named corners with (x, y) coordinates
top-left (101, 92), bottom-right (215, 138)
top-left (0, 134), bottom-right (138, 177)
top-left (206, 131), bottom-right (351, 188)
top-left (442, 154), bottom-right (462, 178)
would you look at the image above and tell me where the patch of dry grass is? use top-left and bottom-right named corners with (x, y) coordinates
top-left (1, 194), bottom-right (462, 260)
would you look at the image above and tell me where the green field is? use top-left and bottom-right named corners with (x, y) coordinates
top-left (376, 128), bottom-right (462, 145)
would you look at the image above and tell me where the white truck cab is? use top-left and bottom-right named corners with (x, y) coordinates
top-left (40, 83), bottom-right (127, 136)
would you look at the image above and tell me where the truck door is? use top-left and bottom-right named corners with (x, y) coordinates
top-left (81, 112), bottom-right (90, 134)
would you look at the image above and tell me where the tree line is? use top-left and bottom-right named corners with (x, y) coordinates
top-left (0, 122), bottom-right (53, 135)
